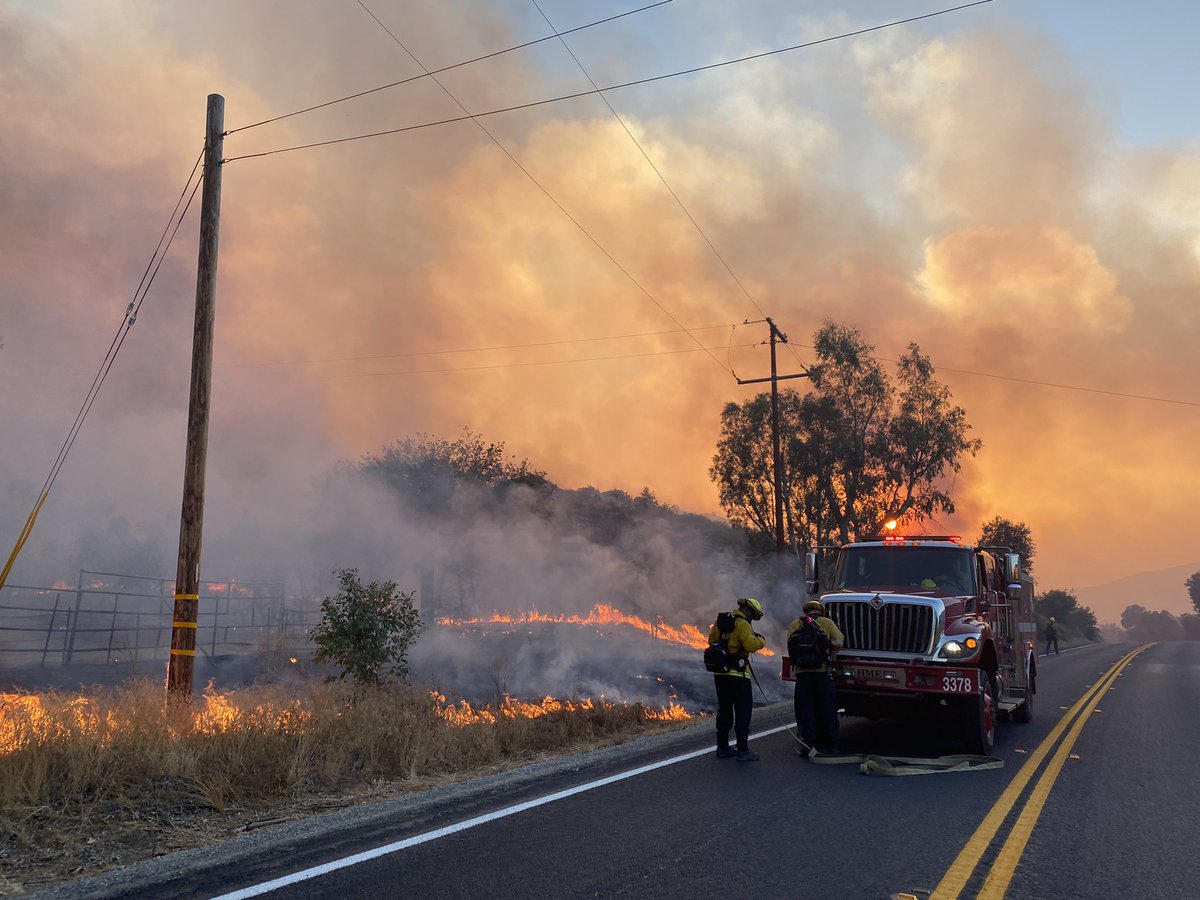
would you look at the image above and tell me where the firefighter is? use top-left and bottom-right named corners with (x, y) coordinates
top-left (787, 598), bottom-right (845, 757)
top-left (1045, 616), bottom-right (1060, 655)
top-left (710, 597), bottom-right (767, 762)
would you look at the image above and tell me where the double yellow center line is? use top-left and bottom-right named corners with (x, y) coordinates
top-left (932, 644), bottom-right (1151, 899)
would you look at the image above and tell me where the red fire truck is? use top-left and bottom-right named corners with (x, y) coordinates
top-left (783, 534), bottom-right (1037, 754)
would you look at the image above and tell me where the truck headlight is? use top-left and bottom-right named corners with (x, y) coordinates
top-left (940, 636), bottom-right (979, 659)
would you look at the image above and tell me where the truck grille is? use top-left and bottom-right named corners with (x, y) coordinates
top-left (826, 600), bottom-right (934, 654)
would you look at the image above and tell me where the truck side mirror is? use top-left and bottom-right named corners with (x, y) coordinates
top-left (1004, 553), bottom-right (1020, 584)
top-left (804, 551), bottom-right (819, 596)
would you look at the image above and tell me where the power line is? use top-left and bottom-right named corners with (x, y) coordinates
top-left (41, 153), bottom-right (203, 498)
top-left (1, 152), bottom-right (205, 591)
top-left (290, 341), bottom-right (761, 380)
top-left (790, 344), bottom-right (1200, 409)
top-left (933, 363), bottom-right (1200, 409)
top-left (225, 0), bottom-right (674, 135)
top-left (530, 0), bottom-right (812, 373)
top-left (44, 173), bottom-right (205, 496)
top-left (353, 0), bottom-right (735, 377)
top-left (226, 326), bottom-right (1199, 408)
top-left (223, 323), bottom-right (741, 369)
top-left (222, 1), bottom-right (994, 163)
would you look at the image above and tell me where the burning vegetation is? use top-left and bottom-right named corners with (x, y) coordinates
top-left (0, 678), bottom-right (692, 889)
top-left (436, 602), bottom-right (774, 657)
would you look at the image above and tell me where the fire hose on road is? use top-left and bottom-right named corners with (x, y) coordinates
top-left (748, 661), bottom-right (1005, 776)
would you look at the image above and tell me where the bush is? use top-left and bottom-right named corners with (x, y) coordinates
top-left (311, 568), bottom-right (421, 684)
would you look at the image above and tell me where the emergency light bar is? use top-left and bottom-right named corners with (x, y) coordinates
top-left (880, 534), bottom-right (962, 543)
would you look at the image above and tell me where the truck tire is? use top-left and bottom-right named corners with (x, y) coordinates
top-left (1013, 661), bottom-right (1035, 724)
top-left (963, 669), bottom-right (997, 755)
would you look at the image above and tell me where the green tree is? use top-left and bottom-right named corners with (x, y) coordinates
top-left (711, 390), bottom-right (808, 543)
top-left (1186, 571), bottom-right (1200, 615)
top-left (312, 568), bottom-right (422, 685)
top-left (710, 323), bottom-right (981, 548)
top-left (977, 517), bottom-right (1036, 576)
top-left (1037, 588), bottom-right (1099, 642)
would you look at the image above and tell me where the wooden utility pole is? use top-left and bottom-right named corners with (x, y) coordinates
top-left (736, 318), bottom-right (809, 554)
top-left (167, 94), bottom-right (224, 696)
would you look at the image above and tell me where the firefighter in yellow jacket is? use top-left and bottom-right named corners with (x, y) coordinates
top-left (787, 599), bottom-right (844, 757)
top-left (710, 597), bottom-right (767, 762)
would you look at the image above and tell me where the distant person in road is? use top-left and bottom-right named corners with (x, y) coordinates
top-left (1045, 617), bottom-right (1060, 655)
top-left (710, 597), bottom-right (767, 762)
top-left (787, 599), bottom-right (845, 757)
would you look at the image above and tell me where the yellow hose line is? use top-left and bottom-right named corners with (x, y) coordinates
top-left (0, 491), bottom-right (49, 592)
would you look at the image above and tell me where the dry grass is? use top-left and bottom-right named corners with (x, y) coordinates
top-left (0, 679), bottom-right (695, 892)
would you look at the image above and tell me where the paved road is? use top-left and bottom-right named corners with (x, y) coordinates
top-left (41, 642), bottom-right (1200, 899)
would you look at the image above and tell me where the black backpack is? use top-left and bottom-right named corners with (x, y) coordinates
top-left (704, 612), bottom-right (742, 673)
top-left (788, 615), bottom-right (831, 669)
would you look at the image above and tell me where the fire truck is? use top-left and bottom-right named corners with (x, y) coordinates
top-left (783, 534), bottom-right (1037, 754)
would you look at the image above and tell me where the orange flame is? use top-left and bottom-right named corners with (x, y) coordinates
top-left (429, 691), bottom-right (691, 726)
top-left (436, 603), bottom-right (775, 656)
top-left (0, 685), bottom-right (311, 755)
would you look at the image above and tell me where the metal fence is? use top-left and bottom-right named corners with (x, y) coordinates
top-left (0, 570), bottom-right (321, 669)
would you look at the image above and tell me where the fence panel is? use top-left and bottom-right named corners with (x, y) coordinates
top-left (1, 573), bottom-right (320, 673)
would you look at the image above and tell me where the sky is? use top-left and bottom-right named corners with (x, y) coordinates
top-left (2, 0), bottom-right (1198, 615)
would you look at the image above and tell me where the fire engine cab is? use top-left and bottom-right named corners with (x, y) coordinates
top-left (783, 534), bottom-right (1037, 754)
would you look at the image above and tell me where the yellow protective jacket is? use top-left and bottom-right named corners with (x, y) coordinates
top-left (785, 614), bottom-right (844, 674)
top-left (709, 609), bottom-right (766, 678)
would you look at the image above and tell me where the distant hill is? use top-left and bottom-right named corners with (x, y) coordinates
top-left (1073, 562), bottom-right (1200, 624)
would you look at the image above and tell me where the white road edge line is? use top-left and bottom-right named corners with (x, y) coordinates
top-left (212, 724), bottom-right (790, 898)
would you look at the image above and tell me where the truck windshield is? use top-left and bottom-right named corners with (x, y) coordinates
top-left (832, 547), bottom-right (975, 593)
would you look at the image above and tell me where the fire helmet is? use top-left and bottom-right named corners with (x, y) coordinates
top-left (803, 599), bottom-right (824, 614)
top-left (738, 597), bottom-right (764, 620)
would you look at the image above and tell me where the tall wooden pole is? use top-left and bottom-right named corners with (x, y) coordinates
top-left (767, 319), bottom-right (785, 554)
top-left (735, 319), bottom-right (808, 555)
top-left (167, 94), bottom-right (224, 696)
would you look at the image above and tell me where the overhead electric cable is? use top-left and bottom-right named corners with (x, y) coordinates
top-left (1, 153), bottom-right (205, 591)
top-left (791, 343), bottom-right (1200, 409)
top-left (353, 0), bottom-right (735, 377)
top-left (45, 175), bottom-right (205, 496)
top-left (932, 363), bottom-right (1200, 408)
top-left (293, 341), bottom-right (761, 380)
top-left (530, 0), bottom-right (811, 373)
top-left (225, 323), bottom-right (740, 369)
top-left (222, 0), bottom-right (994, 163)
top-left (225, 0), bottom-right (674, 135)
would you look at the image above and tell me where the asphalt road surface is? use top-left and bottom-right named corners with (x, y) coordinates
top-left (40, 641), bottom-right (1200, 900)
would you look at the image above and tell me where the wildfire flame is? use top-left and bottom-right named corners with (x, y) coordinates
top-left (430, 692), bottom-right (691, 726)
top-left (0, 685), bottom-right (311, 754)
top-left (436, 602), bottom-right (774, 656)
top-left (1, 686), bottom-right (689, 756)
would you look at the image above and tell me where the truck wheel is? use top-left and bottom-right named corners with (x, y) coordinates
top-left (964, 670), bottom-right (997, 754)
top-left (1013, 664), bottom-right (1035, 724)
